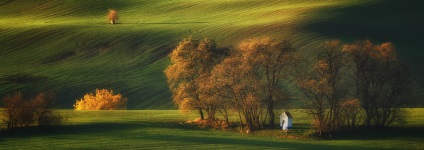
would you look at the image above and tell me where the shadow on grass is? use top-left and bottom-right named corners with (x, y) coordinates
top-left (329, 126), bottom-right (424, 140)
top-left (0, 121), bottom-right (200, 138)
top-left (1, 121), bottom-right (410, 149)
top-left (302, 0), bottom-right (424, 76)
top-left (0, 121), bottom-right (424, 149)
top-left (303, 0), bottom-right (424, 42)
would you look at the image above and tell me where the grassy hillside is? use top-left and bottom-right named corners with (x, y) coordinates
top-left (304, 0), bottom-right (424, 104)
top-left (0, 0), bottom-right (422, 109)
top-left (1, 109), bottom-right (423, 149)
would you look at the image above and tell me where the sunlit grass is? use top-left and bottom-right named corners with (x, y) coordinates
top-left (1, 0), bottom-right (422, 110)
top-left (1, 0), bottom-right (368, 109)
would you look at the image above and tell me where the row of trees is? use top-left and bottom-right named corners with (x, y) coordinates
top-left (165, 37), bottom-right (296, 131)
top-left (2, 92), bottom-right (63, 128)
top-left (165, 37), bottom-right (409, 133)
top-left (296, 40), bottom-right (409, 135)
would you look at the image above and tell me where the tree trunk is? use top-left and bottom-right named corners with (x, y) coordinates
top-left (111, 20), bottom-right (115, 24)
top-left (238, 111), bottom-right (244, 132)
top-left (198, 107), bottom-right (204, 120)
top-left (268, 96), bottom-right (275, 128)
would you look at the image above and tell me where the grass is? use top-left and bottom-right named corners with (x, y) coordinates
top-left (4, 0), bottom-right (423, 109)
top-left (1, 108), bottom-right (423, 149)
top-left (1, 1), bottom-right (423, 149)
top-left (303, 0), bottom-right (424, 103)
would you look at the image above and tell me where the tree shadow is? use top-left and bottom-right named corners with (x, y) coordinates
top-left (1, 121), bottom-right (421, 149)
top-left (329, 126), bottom-right (424, 140)
top-left (0, 121), bottom-right (201, 139)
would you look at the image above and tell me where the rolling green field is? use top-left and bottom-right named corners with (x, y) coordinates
top-left (1, 109), bottom-right (423, 149)
top-left (1, 0), bottom-right (423, 109)
top-left (1, 1), bottom-right (423, 149)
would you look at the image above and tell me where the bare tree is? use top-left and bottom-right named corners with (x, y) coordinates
top-left (2, 92), bottom-right (63, 128)
top-left (33, 92), bottom-right (63, 126)
top-left (343, 40), bottom-right (409, 127)
top-left (340, 99), bottom-right (362, 128)
top-left (295, 40), bottom-right (348, 135)
top-left (2, 92), bottom-right (34, 128)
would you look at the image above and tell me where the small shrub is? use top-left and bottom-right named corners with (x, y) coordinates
top-left (38, 112), bottom-right (63, 127)
top-left (74, 89), bottom-right (127, 110)
top-left (302, 129), bottom-right (318, 138)
top-left (107, 9), bottom-right (118, 24)
top-left (33, 92), bottom-right (63, 126)
top-left (185, 118), bottom-right (229, 130)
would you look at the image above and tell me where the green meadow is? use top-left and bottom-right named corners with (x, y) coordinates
top-left (1, 109), bottom-right (423, 149)
top-left (1, 0), bottom-right (424, 149)
top-left (1, 0), bottom-right (423, 109)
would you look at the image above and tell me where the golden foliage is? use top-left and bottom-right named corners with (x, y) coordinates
top-left (341, 99), bottom-right (361, 108)
top-left (164, 37), bottom-right (221, 119)
top-left (342, 40), bottom-right (397, 61)
top-left (74, 89), bottom-right (127, 110)
top-left (107, 9), bottom-right (118, 24)
top-left (340, 99), bottom-right (362, 128)
top-left (238, 37), bottom-right (296, 127)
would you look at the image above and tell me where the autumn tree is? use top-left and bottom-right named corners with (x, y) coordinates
top-left (2, 92), bottom-right (63, 128)
top-left (164, 37), bottom-right (225, 120)
top-left (340, 99), bottom-right (362, 128)
top-left (107, 9), bottom-right (119, 24)
top-left (197, 37), bottom-right (295, 131)
top-left (210, 54), bottom-right (265, 131)
top-left (2, 92), bottom-right (32, 128)
top-left (342, 40), bottom-right (409, 127)
top-left (74, 89), bottom-right (127, 110)
top-left (295, 40), bottom-right (349, 135)
top-left (238, 37), bottom-right (296, 128)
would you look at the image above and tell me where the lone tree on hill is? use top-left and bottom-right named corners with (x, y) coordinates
top-left (107, 9), bottom-right (119, 24)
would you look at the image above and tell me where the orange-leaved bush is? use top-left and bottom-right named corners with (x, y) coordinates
top-left (74, 89), bottom-right (127, 110)
top-left (107, 9), bottom-right (118, 24)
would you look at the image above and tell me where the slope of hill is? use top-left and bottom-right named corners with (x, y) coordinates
top-left (304, 0), bottom-right (424, 106)
top-left (0, 0), bottom-right (422, 109)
